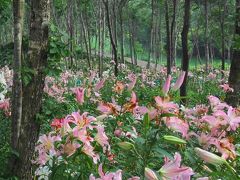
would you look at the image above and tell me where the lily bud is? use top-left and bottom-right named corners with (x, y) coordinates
top-left (96, 114), bottom-right (107, 121)
top-left (194, 147), bottom-right (226, 165)
top-left (118, 142), bottom-right (134, 150)
top-left (172, 71), bottom-right (186, 91)
top-left (162, 75), bottom-right (171, 96)
top-left (114, 129), bottom-right (122, 137)
top-left (163, 135), bottom-right (187, 144)
top-left (145, 168), bottom-right (159, 180)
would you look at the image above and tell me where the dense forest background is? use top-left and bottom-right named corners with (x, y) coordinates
top-left (0, 0), bottom-right (236, 71)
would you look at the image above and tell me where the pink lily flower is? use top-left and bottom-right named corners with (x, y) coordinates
top-left (212, 138), bottom-right (236, 160)
top-left (208, 96), bottom-right (229, 111)
top-left (172, 71), bottom-right (186, 91)
top-left (202, 115), bottom-right (226, 128)
top-left (0, 98), bottom-right (10, 112)
top-left (127, 73), bottom-right (137, 91)
top-left (226, 107), bottom-right (240, 131)
top-left (162, 75), bottom-right (171, 96)
top-left (155, 96), bottom-right (178, 112)
top-left (89, 71), bottom-right (96, 84)
top-left (72, 87), bottom-right (85, 105)
top-left (37, 133), bottom-right (61, 154)
top-left (67, 112), bottom-right (96, 137)
top-left (148, 109), bottom-right (158, 120)
top-left (97, 102), bottom-right (119, 115)
top-left (63, 141), bottom-right (81, 157)
top-left (94, 79), bottom-right (105, 92)
top-left (51, 118), bottom-right (64, 129)
top-left (95, 126), bottom-right (110, 151)
top-left (35, 133), bottom-right (61, 165)
top-left (165, 117), bottom-right (189, 138)
top-left (82, 144), bottom-right (99, 164)
top-left (159, 152), bottom-right (194, 180)
top-left (130, 91), bottom-right (137, 104)
top-left (89, 163), bottom-right (122, 180)
top-left (219, 84), bottom-right (234, 92)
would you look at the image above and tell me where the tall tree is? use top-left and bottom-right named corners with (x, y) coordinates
top-left (170, 0), bottom-right (177, 66)
top-left (11, 0), bottom-right (24, 169)
top-left (10, 0), bottom-right (50, 178)
top-left (103, 0), bottom-right (118, 76)
top-left (226, 0), bottom-right (240, 107)
top-left (118, 0), bottom-right (128, 64)
top-left (220, 0), bottom-right (228, 73)
top-left (204, 0), bottom-right (210, 71)
top-left (165, 0), bottom-right (171, 74)
top-left (180, 0), bottom-right (191, 104)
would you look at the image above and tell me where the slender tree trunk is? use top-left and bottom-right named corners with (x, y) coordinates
top-left (180, 0), bottom-right (191, 105)
top-left (128, 18), bottom-right (134, 66)
top-left (220, 0), bottom-right (227, 74)
top-left (131, 17), bottom-right (137, 65)
top-left (165, 0), bottom-right (171, 74)
top-left (80, 11), bottom-right (91, 68)
top-left (101, 10), bottom-right (105, 72)
top-left (119, 8), bottom-right (124, 64)
top-left (98, 1), bottom-right (103, 77)
top-left (204, 0), bottom-right (210, 72)
top-left (67, 0), bottom-right (74, 68)
top-left (11, 0), bottom-right (50, 178)
top-left (103, 0), bottom-right (118, 76)
top-left (85, 13), bottom-right (92, 66)
top-left (155, 1), bottom-right (160, 69)
top-left (10, 0), bottom-right (24, 171)
top-left (226, 0), bottom-right (240, 107)
top-left (170, 0), bottom-right (177, 67)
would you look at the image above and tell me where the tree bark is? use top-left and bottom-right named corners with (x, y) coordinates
top-left (11, 0), bottom-right (24, 170)
top-left (165, 0), bottom-right (171, 74)
top-left (180, 0), bottom-right (191, 105)
top-left (220, 0), bottom-right (227, 74)
top-left (98, 1), bottom-right (103, 77)
top-left (103, 0), bottom-right (118, 76)
top-left (226, 0), bottom-right (240, 107)
top-left (11, 0), bottom-right (50, 178)
top-left (170, 0), bottom-right (177, 67)
top-left (204, 0), bottom-right (210, 72)
top-left (119, 8), bottom-right (124, 64)
top-left (80, 11), bottom-right (91, 68)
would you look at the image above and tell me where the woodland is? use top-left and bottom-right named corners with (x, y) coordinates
top-left (0, 0), bottom-right (240, 179)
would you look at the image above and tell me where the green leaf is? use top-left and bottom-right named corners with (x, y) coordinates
top-left (143, 113), bottom-right (150, 135)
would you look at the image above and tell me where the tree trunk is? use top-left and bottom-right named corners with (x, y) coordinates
top-left (226, 0), bottom-right (240, 107)
top-left (170, 0), bottom-right (177, 67)
top-left (98, 1), bottom-right (103, 77)
top-left (204, 0), bottom-right (210, 72)
top-left (119, 8), bottom-right (125, 64)
top-left (165, 0), bottom-right (171, 74)
top-left (128, 17), bottom-right (134, 66)
top-left (220, 0), bottom-right (227, 74)
top-left (10, 0), bottom-right (50, 178)
top-left (80, 11), bottom-right (91, 68)
top-left (131, 16), bottom-right (137, 65)
top-left (11, 0), bottom-right (24, 170)
top-left (103, 0), bottom-right (118, 76)
top-left (180, 0), bottom-right (191, 105)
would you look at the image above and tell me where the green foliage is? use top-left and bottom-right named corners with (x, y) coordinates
top-left (0, 112), bottom-right (11, 177)
top-left (47, 24), bottom-right (70, 76)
